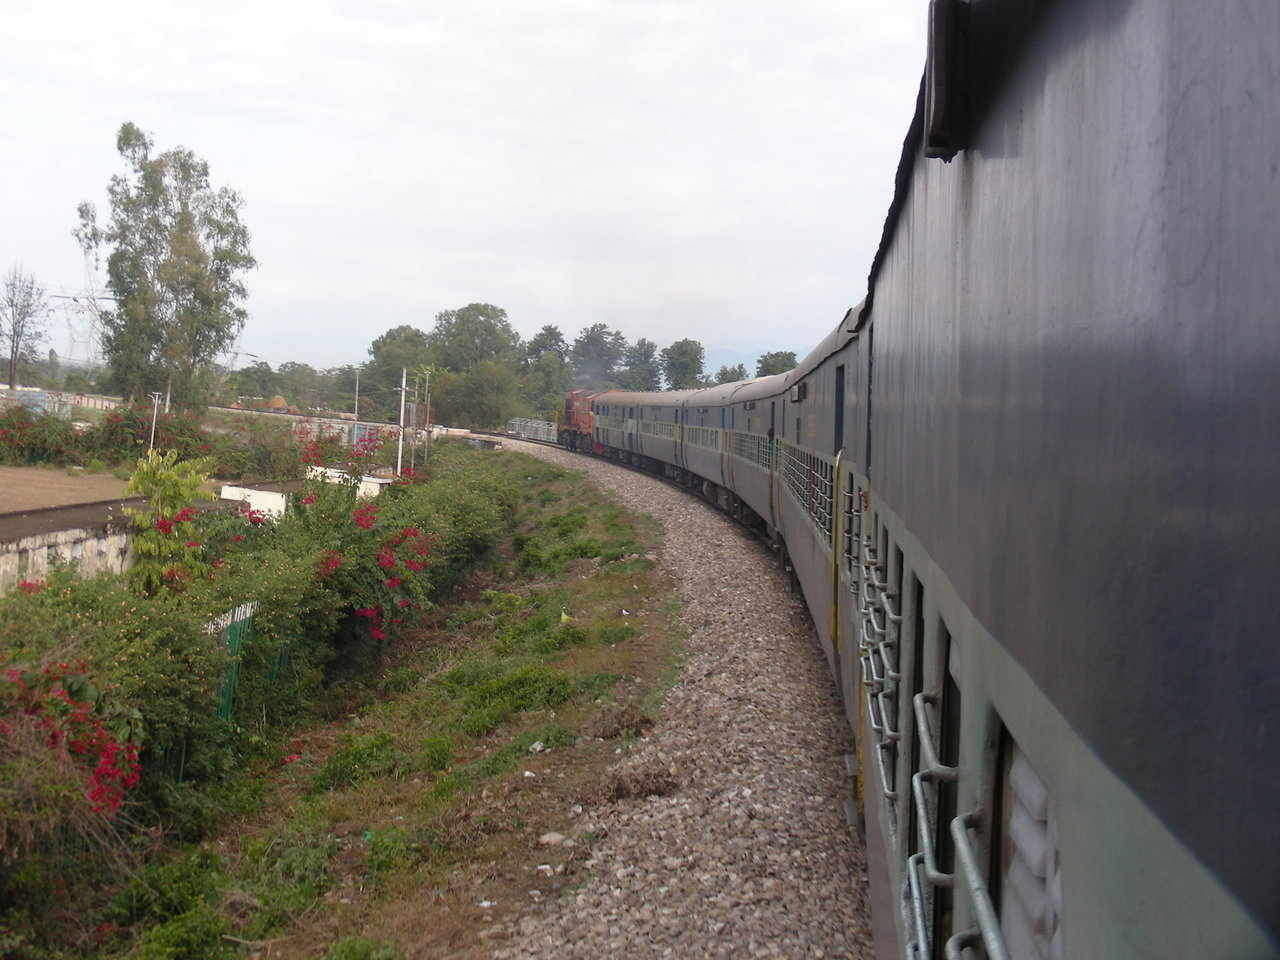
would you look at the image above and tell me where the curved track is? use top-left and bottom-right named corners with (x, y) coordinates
top-left (493, 439), bottom-right (872, 958)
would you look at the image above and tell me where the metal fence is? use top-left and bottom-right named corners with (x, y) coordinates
top-left (506, 418), bottom-right (557, 443)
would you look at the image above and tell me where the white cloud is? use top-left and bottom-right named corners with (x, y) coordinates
top-left (0, 0), bottom-right (926, 370)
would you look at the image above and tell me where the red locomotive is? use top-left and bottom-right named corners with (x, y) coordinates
top-left (558, 388), bottom-right (600, 452)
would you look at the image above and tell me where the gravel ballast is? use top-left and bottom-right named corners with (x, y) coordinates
top-left (493, 441), bottom-right (873, 958)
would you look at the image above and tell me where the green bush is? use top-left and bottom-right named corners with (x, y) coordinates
top-left (132, 904), bottom-right (232, 960)
top-left (109, 850), bottom-right (225, 926)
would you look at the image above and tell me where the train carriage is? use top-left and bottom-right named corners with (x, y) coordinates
top-left (552, 1), bottom-right (1279, 957)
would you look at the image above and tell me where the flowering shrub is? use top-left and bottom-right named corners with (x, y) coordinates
top-left (0, 659), bottom-right (144, 858)
top-left (124, 450), bottom-right (216, 595)
top-left (0, 441), bottom-right (519, 950)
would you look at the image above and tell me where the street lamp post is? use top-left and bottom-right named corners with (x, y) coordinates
top-left (148, 392), bottom-right (163, 451)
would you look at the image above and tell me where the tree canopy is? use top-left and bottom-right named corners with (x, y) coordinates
top-left (524, 324), bottom-right (568, 364)
top-left (660, 339), bottom-right (706, 390)
top-left (714, 363), bottom-right (748, 384)
top-left (426, 302), bottom-right (520, 372)
top-left (76, 122), bottom-right (256, 406)
top-left (570, 323), bottom-right (626, 388)
top-left (755, 350), bottom-right (797, 377)
top-left (618, 338), bottom-right (661, 391)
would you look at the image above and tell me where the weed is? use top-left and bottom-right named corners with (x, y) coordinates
top-left (593, 623), bottom-right (638, 645)
top-left (364, 826), bottom-right (419, 877)
top-left (323, 937), bottom-right (403, 960)
top-left (417, 734), bottom-right (453, 771)
top-left (441, 660), bottom-right (574, 736)
top-left (576, 672), bottom-right (623, 698)
top-left (378, 666), bottom-right (419, 696)
top-left (309, 733), bottom-right (410, 793)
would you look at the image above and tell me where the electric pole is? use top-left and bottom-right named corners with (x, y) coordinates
top-left (395, 367), bottom-right (407, 475)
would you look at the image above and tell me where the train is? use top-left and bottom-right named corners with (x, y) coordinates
top-left (535, 4), bottom-right (1280, 958)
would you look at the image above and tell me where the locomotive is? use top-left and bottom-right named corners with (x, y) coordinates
top-left (549, 2), bottom-right (1280, 958)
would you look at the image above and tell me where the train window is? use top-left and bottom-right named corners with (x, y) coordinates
top-left (933, 621), bottom-right (960, 956)
top-left (994, 732), bottom-right (1064, 960)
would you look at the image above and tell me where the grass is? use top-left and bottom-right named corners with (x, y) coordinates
top-left (88, 450), bottom-right (684, 960)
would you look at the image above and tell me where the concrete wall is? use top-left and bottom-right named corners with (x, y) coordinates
top-left (0, 526), bottom-right (133, 594)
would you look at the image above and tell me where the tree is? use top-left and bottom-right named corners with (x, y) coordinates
top-left (521, 351), bottom-right (573, 420)
top-left (617, 338), bottom-right (661, 391)
top-left (715, 363), bottom-right (748, 385)
top-left (230, 360), bottom-right (277, 400)
top-left (277, 361), bottom-right (319, 409)
top-left (426, 303), bottom-right (520, 373)
top-left (660, 339), bottom-right (705, 389)
top-left (571, 323), bottom-right (626, 387)
top-left (755, 350), bottom-right (797, 377)
top-left (365, 325), bottom-right (431, 420)
top-left (525, 324), bottom-right (568, 364)
top-left (1, 265), bottom-right (48, 389)
top-left (433, 360), bottom-right (523, 429)
top-left (76, 122), bottom-right (256, 406)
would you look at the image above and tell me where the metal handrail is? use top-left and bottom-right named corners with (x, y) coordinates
top-left (877, 688), bottom-right (900, 741)
top-left (949, 812), bottom-right (1011, 960)
top-left (906, 853), bottom-right (931, 958)
top-left (911, 692), bottom-right (958, 888)
top-left (912, 773), bottom-right (955, 888)
top-left (866, 683), bottom-right (885, 733)
top-left (883, 591), bottom-right (904, 623)
top-left (876, 740), bottom-right (898, 802)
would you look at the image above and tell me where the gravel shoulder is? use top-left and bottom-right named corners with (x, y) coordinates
top-left (493, 441), bottom-right (872, 959)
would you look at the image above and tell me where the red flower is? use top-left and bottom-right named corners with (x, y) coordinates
top-left (154, 516), bottom-right (174, 534)
top-left (301, 493), bottom-right (317, 505)
top-left (211, 558), bottom-right (226, 569)
top-left (352, 505), bottom-right (378, 529)
top-left (173, 506), bottom-right (197, 523)
top-left (17, 579), bottom-right (45, 594)
top-left (370, 627), bottom-right (387, 641)
top-left (231, 534), bottom-right (246, 543)
top-left (376, 548), bottom-right (397, 569)
top-left (282, 753), bottom-right (302, 764)
top-left (184, 541), bottom-right (201, 548)
top-left (245, 509), bottom-right (267, 525)
top-left (404, 558), bottom-right (424, 572)
top-left (384, 577), bottom-right (402, 590)
top-left (318, 550), bottom-right (343, 576)
top-left (355, 607), bottom-right (380, 619)
top-left (396, 598), bottom-right (413, 608)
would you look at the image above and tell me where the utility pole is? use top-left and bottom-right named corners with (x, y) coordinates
top-left (353, 368), bottom-right (359, 421)
top-left (424, 370), bottom-right (431, 448)
top-left (395, 367), bottom-right (407, 475)
top-left (148, 392), bottom-right (162, 450)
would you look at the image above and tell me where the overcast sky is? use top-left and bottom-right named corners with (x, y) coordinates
top-left (2, 0), bottom-right (926, 375)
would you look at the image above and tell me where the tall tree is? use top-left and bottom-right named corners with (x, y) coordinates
top-left (714, 362), bottom-right (748, 384)
top-left (1, 265), bottom-right (47, 389)
top-left (426, 303), bottom-right (520, 372)
top-left (76, 122), bottom-right (256, 406)
top-left (755, 350), bottom-right (797, 377)
top-left (570, 323), bottom-right (626, 387)
top-left (524, 324), bottom-right (568, 364)
top-left (365, 325), bottom-right (431, 420)
top-left (618, 338), bottom-right (661, 391)
top-left (660, 338), bottom-right (706, 389)
top-left (521, 350), bottom-right (573, 420)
